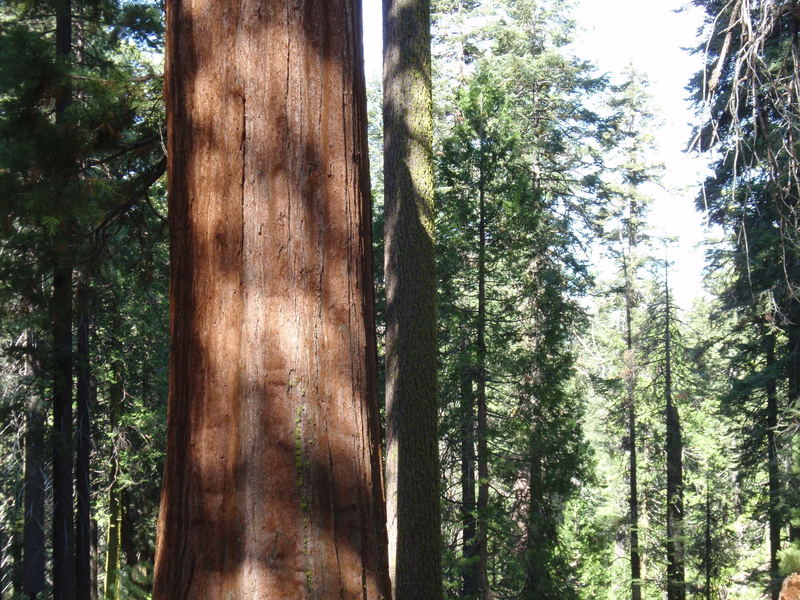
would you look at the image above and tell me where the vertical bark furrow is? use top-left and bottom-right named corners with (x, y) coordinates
top-left (382, 0), bottom-right (441, 598)
top-left (153, 2), bottom-right (389, 598)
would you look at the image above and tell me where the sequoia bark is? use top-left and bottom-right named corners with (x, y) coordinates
top-left (152, 1), bottom-right (391, 598)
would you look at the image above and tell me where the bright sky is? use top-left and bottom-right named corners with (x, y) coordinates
top-left (572, 0), bottom-right (712, 309)
top-left (362, 1), bottom-right (712, 309)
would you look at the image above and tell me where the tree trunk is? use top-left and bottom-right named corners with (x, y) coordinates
top-left (476, 165), bottom-right (489, 600)
top-left (52, 257), bottom-right (75, 600)
top-left (664, 279), bottom-right (685, 600)
top-left (766, 333), bottom-right (781, 600)
top-left (704, 469), bottom-right (712, 600)
top-left (786, 317), bottom-right (800, 546)
top-left (23, 331), bottom-right (46, 600)
top-left (622, 246), bottom-right (641, 600)
top-left (461, 368), bottom-right (479, 599)
top-left (91, 519), bottom-right (99, 600)
top-left (382, 1), bottom-right (440, 599)
top-left (53, 0), bottom-right (75, 595)
top-left (152, 1), bottom-right (391, 597)
top-left (522, 450), bottom-right (547, 599)
top-left (104, 364), bottom-right (123, 600)
top-left (76, 275), bottom-right (94, 600)
top-left (104, 490), bottom-right (122, 600)
top-left (10, 516), bottom-right (22, 597)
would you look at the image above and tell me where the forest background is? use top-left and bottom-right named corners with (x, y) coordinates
top-left (0, 0), bottom-right (798, 599)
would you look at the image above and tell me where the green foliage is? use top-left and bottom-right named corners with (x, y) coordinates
top-left (0, 0), bottom-right (166, 596)
top-left (433, 2), bottom-right (606, 597)
top-left (0, 1), bottom-right (794, 599)
top-left (779, 543), bottom-right (800, 576)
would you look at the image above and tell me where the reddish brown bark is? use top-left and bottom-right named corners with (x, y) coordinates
top-left (152, 1), bottom-right (390, 598)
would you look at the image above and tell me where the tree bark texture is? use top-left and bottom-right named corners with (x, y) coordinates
top-left (23, 332), bottom-right (46, 600)
top-left (76, 276), bottom-right (94, 600)
top-left (382, 1), bottom-right (440, 599)
top-left (152, 1), bottom-right (391, 598)
top-left (664, 281), bottom-right (685, 600)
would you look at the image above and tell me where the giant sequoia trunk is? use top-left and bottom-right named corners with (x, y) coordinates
top-left (152, 1), bottom-right (391, 597)
top-left (382, 1), bottom-right (441, 598)
top-left (664, 281), bottom-right (685, 600)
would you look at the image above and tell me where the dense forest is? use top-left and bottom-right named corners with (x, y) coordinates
top-left (0, 0), bottom-right (798, 598)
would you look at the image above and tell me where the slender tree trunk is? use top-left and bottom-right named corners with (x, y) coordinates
top-left (664, 279), bottom-right (685, 600)
top-left (52, 257), bottom-right (75, 600)
top-left (766, 333), bottom-right (781, 600)
top-left (53, 0), bottom-right (75, 595)
top-left (382, 1), bottom-right (440, 598)
top-left (76, 275), bottom-right (93, 600)
top-left (11, 517), bottom-right (22, 597)
top-left (104, 490), bottom-right (122, 600)
top-left (787, 320), bottom-right (800, 545)
top-left (622, 247), bottom-right (641, 600)
top-left (476, 165), bottom-right (489, 600)
top-left (152, 1), bottom-right (391, 597)
top-left (104, 364), bottom-right (123, 600)
top-left (522, 450), bottom-right (547, 599)
top-left (704, 468), bottom-right (712, 600)
top-left (461, 369), bottom-right (479, 599)
top-left (120, 492), bottom-right (137, 568)
top-left (23, 331), bottom-right (46, 600)
top-left (0, 527), bottom-right (7, 593)
top-left (91, 519), bottom-right (99, 600)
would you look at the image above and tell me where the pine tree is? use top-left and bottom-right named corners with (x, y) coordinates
top-left (690, 3), bottom-right (800, 592)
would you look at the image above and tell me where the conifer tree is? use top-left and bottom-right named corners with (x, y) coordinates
top-left (383, 1), bottom-right (442, 598)
top-left (691, 1), bottom-right (800, 593)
